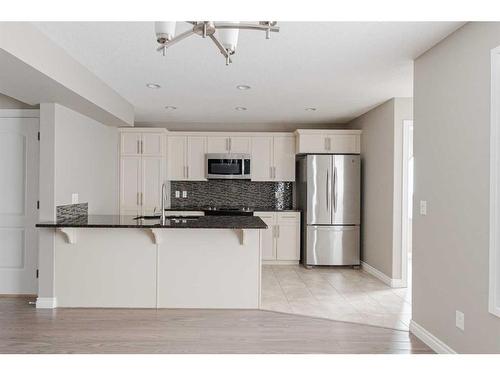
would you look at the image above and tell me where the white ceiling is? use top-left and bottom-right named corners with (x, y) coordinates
top-left (33, 22), bottom-right (463, 125)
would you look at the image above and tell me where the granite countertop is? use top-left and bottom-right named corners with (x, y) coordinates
top-left (36, 215), bottom-right (267, 229)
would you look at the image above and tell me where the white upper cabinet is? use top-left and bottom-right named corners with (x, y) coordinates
top-left (207, 135), bottom-right (250, 154)
top-left (229, 137), bottom-right (250, 154)
top-left (167, 135), bottom-right (207, 181)
top-left (273, 136), bottom-right (295, 181)
top-left (207, 136), bottom-right (228, 153)
top-left (295, 129), bottom-right (361, 154)
top-left (142, 132), bottom-right (164, 156)
top-left (121, 132), bottom-right (142, 156)
top-left (121, 130), bottom-right (164, 156)
top-left (167, 136), bottom-right (187, 180)
top-left (186, 136), bottom-right (207, 181)
top-left (250, 134), bottom-right (295, 182)
top-left (250, 136), bottom-right (273, 181)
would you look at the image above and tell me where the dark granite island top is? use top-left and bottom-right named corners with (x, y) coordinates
top-left (36, 215), bottom-right (267, 229)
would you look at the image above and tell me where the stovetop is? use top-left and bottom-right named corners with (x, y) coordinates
top-left (203, 206), bottom-right (254, 216)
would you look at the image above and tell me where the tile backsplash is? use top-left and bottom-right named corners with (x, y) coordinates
top-left (56, 202), bottom-right (88, 220)
top-left (170, 180), bottom-right (293, 209)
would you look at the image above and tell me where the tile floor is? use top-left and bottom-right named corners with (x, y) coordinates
top-left (261, 265), bottom-right (412, 330)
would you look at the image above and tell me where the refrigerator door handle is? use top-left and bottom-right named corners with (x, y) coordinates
top-left (326, 169), bottom-right (329, 211)
top-left (333, 165), bottom-right (337, 213)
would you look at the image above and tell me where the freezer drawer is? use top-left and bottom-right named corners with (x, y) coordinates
top-left (305, 225), bottom-right (360, 266)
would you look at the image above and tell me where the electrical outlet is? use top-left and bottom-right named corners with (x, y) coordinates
top-left (71, 193), bottom-right (79, 204)
top-left (420, 200), bottom-right (427, 215)
top-left (456, 310), bottom-right (465, 331)
top-left (175, 191), bottom-right (180, 198)
top-left (182, 191), bottom-right (187, 198)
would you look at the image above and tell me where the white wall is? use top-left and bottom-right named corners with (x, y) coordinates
top-left (54, 104), bottom-right (119, 214)
top-left (348, 98), bottom-right (413, 280)
top-left (413, 22), bottom-right (500, 353)
top-left (0, 93), bottom-right (37, 109)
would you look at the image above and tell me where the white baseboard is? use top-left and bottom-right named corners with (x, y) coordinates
top-left (409, 320), bottom-right (456, 354)
top-left (361, 261), bottom-right (406, 288)
top-left (262, 260), bottom-right (300, 265)
top-left (36, 297), bottom-right (57, 309)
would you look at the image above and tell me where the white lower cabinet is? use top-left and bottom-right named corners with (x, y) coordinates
top-left (254, 211), bottom-right (300, 263)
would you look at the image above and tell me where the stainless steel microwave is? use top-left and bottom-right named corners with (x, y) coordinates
top-left (206, 153), bottom-right (251, 180)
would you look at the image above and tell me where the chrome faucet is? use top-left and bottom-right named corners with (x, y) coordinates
top-left (161, 182), bottom-right (167, 225)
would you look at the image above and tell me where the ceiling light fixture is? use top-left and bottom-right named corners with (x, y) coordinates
top-left (236, 85), bottom-right (251, 90)
top-left (146, 83), bottom-right (161, 89)
top-left (305, 107), bottom-right (317, 111)
top-left (235, 106), bottom-right (247, 111)
top-left (155, 21), bottom-right (279, 66)
top-left (165, 106), bottom-right (177, 110)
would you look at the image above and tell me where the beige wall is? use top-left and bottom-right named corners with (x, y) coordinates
top-left (348, 98), bottom-right (412, 280)
top-left (413, 22), bottom-right (500, 353)
top-left (0, 93), bottom-right (37, 109)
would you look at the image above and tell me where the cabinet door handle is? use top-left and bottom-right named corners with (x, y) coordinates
top-left (273, 166), bottom-right (277, 179)
top-left (186, 166), bottom-right (189, 178)
top-left (324, 137), bottom-right (328, 151)
top-left (328, 137), bottom-right (332, 151)
top-left (229, 138), bottom-right (232, 151)
top-left (141, 192), bottom-right (143, 205)
top-left (270, 166), bottom-right (273, 179)
top-left (137, 192), bottom-right (139, 205)
top-left (225, 138), bottom-right (229, 151)
top-left (137, 140), bottom-right (140, 154)
top-left (141, 140), bottom-right (144, 154)
top-left (276, 225), bottom-right (280, 238)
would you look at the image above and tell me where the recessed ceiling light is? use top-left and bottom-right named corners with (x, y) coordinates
top-left (165, 106), bottom-right (177, 111)
top-left (305, 107), bottom-right (317, 111)
top-left (235, 106), bottom-right (247, 111)
top-left (146, 83), bottom-right (161, 89)
top-left (236, 85), bottom-right (251, 90)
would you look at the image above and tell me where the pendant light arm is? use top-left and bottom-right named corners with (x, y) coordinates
top-left (215, 22), bottom-right (279, 33)
top-left (156, 29), bottom-right (196, 51)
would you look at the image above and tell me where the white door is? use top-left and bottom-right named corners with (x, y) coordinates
top-left (328, 135), bottom-right (360, 154)
top-left (276, 222), bottom-right (300, 261)
top-left (120, 132), bottom-right (141, 156)
top-left (142, 133), bottom-right (164, 156)
top-left (229, 137), bottom-right (251, 154)
top-left (187, 136), bottom-right (207, 180)
top-left (141, 157), bottom-right (163, 215)
top-left (0, 116), bottom-right (39, 294)
top-left (167, 136), bottom-right (187, 180)
top-left (251, 136), bottom-right (273, 181)
top-left (207, 136), bottom-right (229, 153)
top-left (120, 156), bottom-right (141, 214)
top-left (273, 136), bottom-right (296, 181)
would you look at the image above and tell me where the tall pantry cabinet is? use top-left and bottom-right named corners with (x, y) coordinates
top-left (119, 129), bottom-right (167, 216)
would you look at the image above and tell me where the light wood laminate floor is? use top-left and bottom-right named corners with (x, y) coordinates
top-left (0, 296), bottom-right (430, 354)
top-left (261, 265), bottom-right (412, 330)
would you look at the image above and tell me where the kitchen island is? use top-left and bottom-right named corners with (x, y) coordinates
top-left (36, 215), bottom-right (266, 309)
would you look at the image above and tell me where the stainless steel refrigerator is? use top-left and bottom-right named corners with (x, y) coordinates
top-left (296, 154), bottom-right (360, 266)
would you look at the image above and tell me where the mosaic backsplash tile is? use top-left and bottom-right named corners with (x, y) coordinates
top-left (56, 203), bottom-right (88, 221)
top-left (170, 180), bottom-right (293, 210)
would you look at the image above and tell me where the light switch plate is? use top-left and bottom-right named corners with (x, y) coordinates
top-left (71, 193), bottom-right (79, 204)
top-left (456, 310), bottom-right (465, 331)
top-left (175, 191), bottom-right (180, 198)
top-left (420, 200), bottom-right (427, 215)
top-left (182, 191), bottom-right (187, 198)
